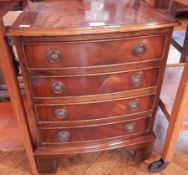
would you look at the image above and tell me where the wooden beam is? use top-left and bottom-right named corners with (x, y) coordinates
top-left (0, 19), bottom-right (38, 174)
top-left (162, 52), bottom-right (188, 161)
top-left (171, 38), bottom-right (183, 53)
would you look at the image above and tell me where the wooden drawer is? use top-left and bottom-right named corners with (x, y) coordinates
top-left (30, 68), bottom-right (159, 97)
top-left (36, 95), bottom-right (155, 122)
top-left (23, 35), bottom-right (165, 68)
top-left (40, 117), bottom-right (151, 143)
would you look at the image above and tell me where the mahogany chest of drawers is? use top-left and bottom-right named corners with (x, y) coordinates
top-left (8, 0), bottom-right (177, 174)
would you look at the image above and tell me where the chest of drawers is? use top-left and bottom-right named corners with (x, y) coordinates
top-left (7, 0), bottom-right (177, 174)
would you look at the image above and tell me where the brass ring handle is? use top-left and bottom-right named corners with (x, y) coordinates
top-left (124, 123), bottom-right (136, 133)
top-left (54, 108), bottom-right (69, 120)
top-left (130, 74), bottom-right (141, 86)
top-left (128, 101), bottom-right (139, 110)
top-left (132, 44), bottom-right (145, 56)
top-left (57, 131), bottom-right (70, 142)
top-left (52, 82), bottom-right (65, 94)
top-left (48, 50), bottom-right (62, 63)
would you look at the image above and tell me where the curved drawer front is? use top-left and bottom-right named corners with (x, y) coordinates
top-left (30, 68), bottom-right (159, 97)
top-left (24, 36), bottom-right (165, 68)
top-left (40, 117), bottom-right (151, 143)
top-left (36, 95), bottom-right (155, 122)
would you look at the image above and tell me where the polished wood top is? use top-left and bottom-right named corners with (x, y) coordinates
top-left (8, 0), bottom-right (178, 36)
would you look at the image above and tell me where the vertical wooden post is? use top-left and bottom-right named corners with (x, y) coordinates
top-left (180, 26), bottom-right (188, 63)
top-left (0, 19), bottom-right (38, 175)
top-left (162, 56), bottom-right (188, 161)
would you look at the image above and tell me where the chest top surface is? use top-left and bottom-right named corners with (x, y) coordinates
top-left (7, 0), bottom-right (178, 36)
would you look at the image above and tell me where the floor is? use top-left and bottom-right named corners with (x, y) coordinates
top-left (0, 8), bottom-right (188, 175)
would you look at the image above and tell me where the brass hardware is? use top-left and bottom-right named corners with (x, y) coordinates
top-left (128, 101), bottom-right (138, 110)
top-left (57, 131), bottom-right (70, 142)
top-left (124, 123), bottom-right (136, 133)
top-left (130, 74), bottom-right (141, 86)
top-left (132, 44), bottom-right (145, 56)
top-left (48, 50), bottom-right (62, 63)
top-left (54, 108), bottom-right (69, 120)
top-left (52, 82), bottom-right (65, 94)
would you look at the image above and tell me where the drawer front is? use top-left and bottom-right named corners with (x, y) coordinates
top-left (30, 68), bottom-right (159, 97)
top-left (36, 95), bottom-right (155, 122)
top-left (24, 36), bottom-right (165, 68)
top-left (41, 117), bottom-right (151, 143)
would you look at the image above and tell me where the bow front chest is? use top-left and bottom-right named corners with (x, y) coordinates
top-left (8, 0), bottom-right (177, 173)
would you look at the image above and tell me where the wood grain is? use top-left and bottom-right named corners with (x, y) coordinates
top-left (23, 36), bottom-right (165, 68)
top-left (30, 68), bottom-right (160, 97)
top-left (35, 94), bottom-right (155, 122)
top-left (40, 117), bottom-right (151, 143)
top-left (7, 0), bottom-right (178, 37)
top-left (8, 0), bottom-right (177, 173)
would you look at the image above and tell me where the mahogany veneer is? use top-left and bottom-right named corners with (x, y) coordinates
top-left (23, 36), bottom-right (165, 68)
top-left (41, 116), bottom-right (151, 143)
top-left (36, 94), bottom-right (155, 122)
top-left (8, 0), bottom-right (178, 174)
top-left (30, 68), bottom-right (160, 97)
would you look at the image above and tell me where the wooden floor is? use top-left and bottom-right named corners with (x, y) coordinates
top-left (1, 109), bottom-right (188, 175)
